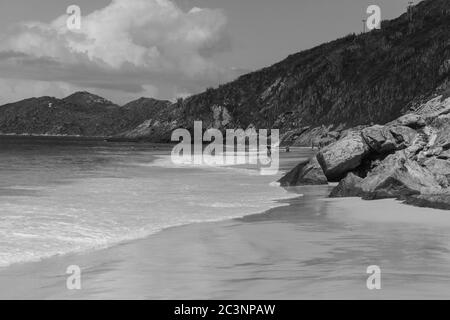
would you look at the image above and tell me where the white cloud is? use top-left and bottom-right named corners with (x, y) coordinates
top-left (0, 0), bottom-right (236, 103)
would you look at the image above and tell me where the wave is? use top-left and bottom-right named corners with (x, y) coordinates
top-left (137, 154), bottom-right (269, 176)
top-left (0, 148), bottom-right (296, 269)
top-left (0, 198), bottom-right (291, 268)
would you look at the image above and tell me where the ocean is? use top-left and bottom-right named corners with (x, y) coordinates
top-left (0, 136), bottom-right (298, 268)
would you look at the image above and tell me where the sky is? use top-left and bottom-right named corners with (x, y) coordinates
top-left (0, 0), bottom-right (419, 105)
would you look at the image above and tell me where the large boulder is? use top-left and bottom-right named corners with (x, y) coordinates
top-left (278, 157), bottom-right (328, 186)
top-left (361, 125), bottom-right (397, 153)
top-left (361, 125), bottom-right (418, 154)
top-left (361, 151), bottom-right (443, 199)
top-left (329, 172), bottom-right (364, 198)
top-left (316, 131), bottom-right (371, 182)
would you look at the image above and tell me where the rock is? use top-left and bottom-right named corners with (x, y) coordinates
top-left (280, 127), bottom-right (310, 146)
top-left (403, 194), bottom-right (450, 210)
top-left (405, 143), bottom-right (426, 159)
top-left (278, 157), bottom-right (328, 186)
top-left (317, 131), bottom-right (371, 182)
top-left (361, 124), bottom-right (418, 154)
top-left (361, 125), bottom-right (397, 153)
top-left (415, 95), bottom-right (450, 120)
top-left (423, 147), bottom-right (444, 157)
top-left (361, 151), bottom-right (443, 199)
top-left (391, 114), bottom-right (426, 129)
top-left (438, 150), bottom-right (450, 159)
top-left (329, 173), bottom-right (364, 198)
top-left (211, 105), bottom-right (232, 129)
top-left (433, 121), bottom-right (450, 149)
top-left (388, 126), bottom-right (418, 148)
top-left (423, 158), bottom-right (450, 185)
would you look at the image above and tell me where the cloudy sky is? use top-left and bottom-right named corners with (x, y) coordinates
top-left (0, 0), bottom-right (416, 105)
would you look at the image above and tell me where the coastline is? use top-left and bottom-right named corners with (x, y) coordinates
top-left (0, 187), bottom-right (324, 300)
top-left (0, 134), bottom-right (107, 140)
top-left (2, 183), bottom-right (450, 299)
top-left (1, 137), bottom-right (450, 299)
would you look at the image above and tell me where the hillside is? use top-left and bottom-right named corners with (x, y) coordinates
top-left (115, 0), bottom-right (450, 143)
top-left (0, 0), bottom-right (448, 141)
top-left (0, 92), bottom-right (171, 137)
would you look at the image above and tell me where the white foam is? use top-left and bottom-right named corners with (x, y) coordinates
top-left (0, 152), bottom-right (294, 268)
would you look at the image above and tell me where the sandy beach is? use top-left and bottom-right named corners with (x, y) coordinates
top-left (2, 182), bottom-right (450, 300)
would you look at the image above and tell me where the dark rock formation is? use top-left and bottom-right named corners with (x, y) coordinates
top-left (329, 151), bottom-right (443, 200)
top-left (329, 173), bottom-right (364, 198)
top-left (360, 151), bottom-right (442, 199)
top-left (281, 92), bottom-right (450, 210)
top-left (361, 125), bottom-right (418, 154)
top-left (316, 131), bottom-right (371, 182)
top-left (278, 157), bottom-right (328, 186)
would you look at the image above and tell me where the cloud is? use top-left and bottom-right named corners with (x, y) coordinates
top-left (0, 0), bottom-right (237, 103)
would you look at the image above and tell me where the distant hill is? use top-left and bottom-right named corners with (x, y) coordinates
top-left (115, 0), bottom-right (450, 143)
top-left (0, 92), bottom-right (171, 137)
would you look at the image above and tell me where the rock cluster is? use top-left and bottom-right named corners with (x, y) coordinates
top-left (279, 95), bottom-right (450, 210)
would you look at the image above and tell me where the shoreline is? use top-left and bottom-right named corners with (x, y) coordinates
top-left (0, 134), bottom-right (107, 140)
top-left (0, 195), bottom-right (296, 271)
top-left (0, 151), bottom-right (445, 274)
top-left (0, 133), bottom-right (316, 149)
top-left (2, 138), bottom-right (450, 299)
top-left (0, 137), bottom-right (310, 272)
top-left (2, 184), bottom-right (450, 299)
top-left (0, 189), bottom-right (318, 299)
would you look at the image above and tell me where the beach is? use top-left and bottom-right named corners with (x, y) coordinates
top-left (2, 185), bottom-right (450, 299)
top-left (1, 137), bottom-right (450, 299)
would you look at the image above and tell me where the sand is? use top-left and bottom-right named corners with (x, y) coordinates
top-left (2, 183), bottom-right (450, 299)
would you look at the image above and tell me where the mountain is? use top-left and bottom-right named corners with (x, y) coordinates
top-left (63, 91), bottom-right (116, 109)
top-left (0, 0), bottom-right (448, 141)
top-left (115, 0), bottom-right (450, 143)
top-left (0, 92), bottom-right (171, 137)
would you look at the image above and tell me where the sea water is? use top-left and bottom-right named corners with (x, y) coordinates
top-left (0, 136), bottom-right (301, 268)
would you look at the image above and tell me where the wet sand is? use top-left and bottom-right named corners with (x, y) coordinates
top-left (2, 184), bottom-right (450, 300)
